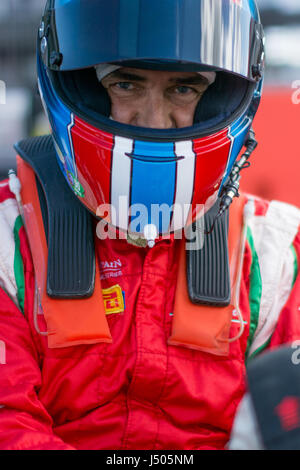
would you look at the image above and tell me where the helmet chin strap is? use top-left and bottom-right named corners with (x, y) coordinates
top-left (205, 127), bottom-right (258, 235)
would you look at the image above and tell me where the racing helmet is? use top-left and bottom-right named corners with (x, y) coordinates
top-left (37, 0), bottom-right (264, 239)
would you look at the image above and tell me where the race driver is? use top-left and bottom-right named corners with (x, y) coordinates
top-left (0, 0), bottom-right (299, 450)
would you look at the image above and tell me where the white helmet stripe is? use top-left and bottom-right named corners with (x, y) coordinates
top-left (110, 135), bottom-right (133, 231)
top-left (172, 140), bottom-right (196, 230)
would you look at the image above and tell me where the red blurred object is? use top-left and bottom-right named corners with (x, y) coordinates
top-left (275, 396), bottom-right (300, 432)
top-left (241, 87), bottom-right (300, 207)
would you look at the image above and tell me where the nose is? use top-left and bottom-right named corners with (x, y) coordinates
top-left (136, 90), bottom-right (174, 129)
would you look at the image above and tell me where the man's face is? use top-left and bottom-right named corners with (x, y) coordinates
top-left (101, 68), bottom-right (209, 129)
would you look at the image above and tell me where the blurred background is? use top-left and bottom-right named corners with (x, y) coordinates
top-left (0, 0), bottom-right (299, 206)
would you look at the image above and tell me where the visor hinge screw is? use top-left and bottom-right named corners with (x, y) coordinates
top-left (50, 51), bottom-right (63, 67)
top-left (252, 64), bottom-right (262, 80)
top-left (40, 36), bottom-right (48, 55)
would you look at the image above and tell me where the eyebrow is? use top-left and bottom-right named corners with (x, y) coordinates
top-left (106, 70), bottom-right (208, 85)
top-left (106, 71), bottom-right (147, 82)
top-left (169, 76), bottom-right (209, 85)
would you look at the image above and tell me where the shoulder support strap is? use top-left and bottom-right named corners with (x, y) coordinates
top-left (169, 194), bottom-right (246, 356)
top-left (15, 135), bottom-right (112, 348)
top-left (15, 135), bottom-right (94, 298)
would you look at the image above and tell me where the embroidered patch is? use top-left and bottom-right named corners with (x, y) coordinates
top-left (100, 258), bottom-right (123, 280)
top-left (102, 284), bottom-right (125, 315)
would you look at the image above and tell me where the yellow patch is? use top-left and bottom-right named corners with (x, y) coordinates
top-left (102, 284), bottom-right (125, 315)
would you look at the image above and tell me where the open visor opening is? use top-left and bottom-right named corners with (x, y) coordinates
top-left (49, 64), bottom-right (256, 141)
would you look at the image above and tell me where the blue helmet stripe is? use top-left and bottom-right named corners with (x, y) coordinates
top-left (37, 54), bottom-right (77, 180)
top-left (129, 141), bottom-right (176, 234)
top-left (228, 115), bottom-right (251, 169)
top-left (219, 115), bottom-right (251, 191)
top-left (246, 0), bottom-right (259, 21)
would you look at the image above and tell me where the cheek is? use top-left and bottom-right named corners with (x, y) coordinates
top-left (107, 92), bottom-right (137, 124)
top-left (172, 101), bottom-right (199, 127)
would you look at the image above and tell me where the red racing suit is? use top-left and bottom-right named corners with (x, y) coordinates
top-left (0, 178), bottom-right (299, 450)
